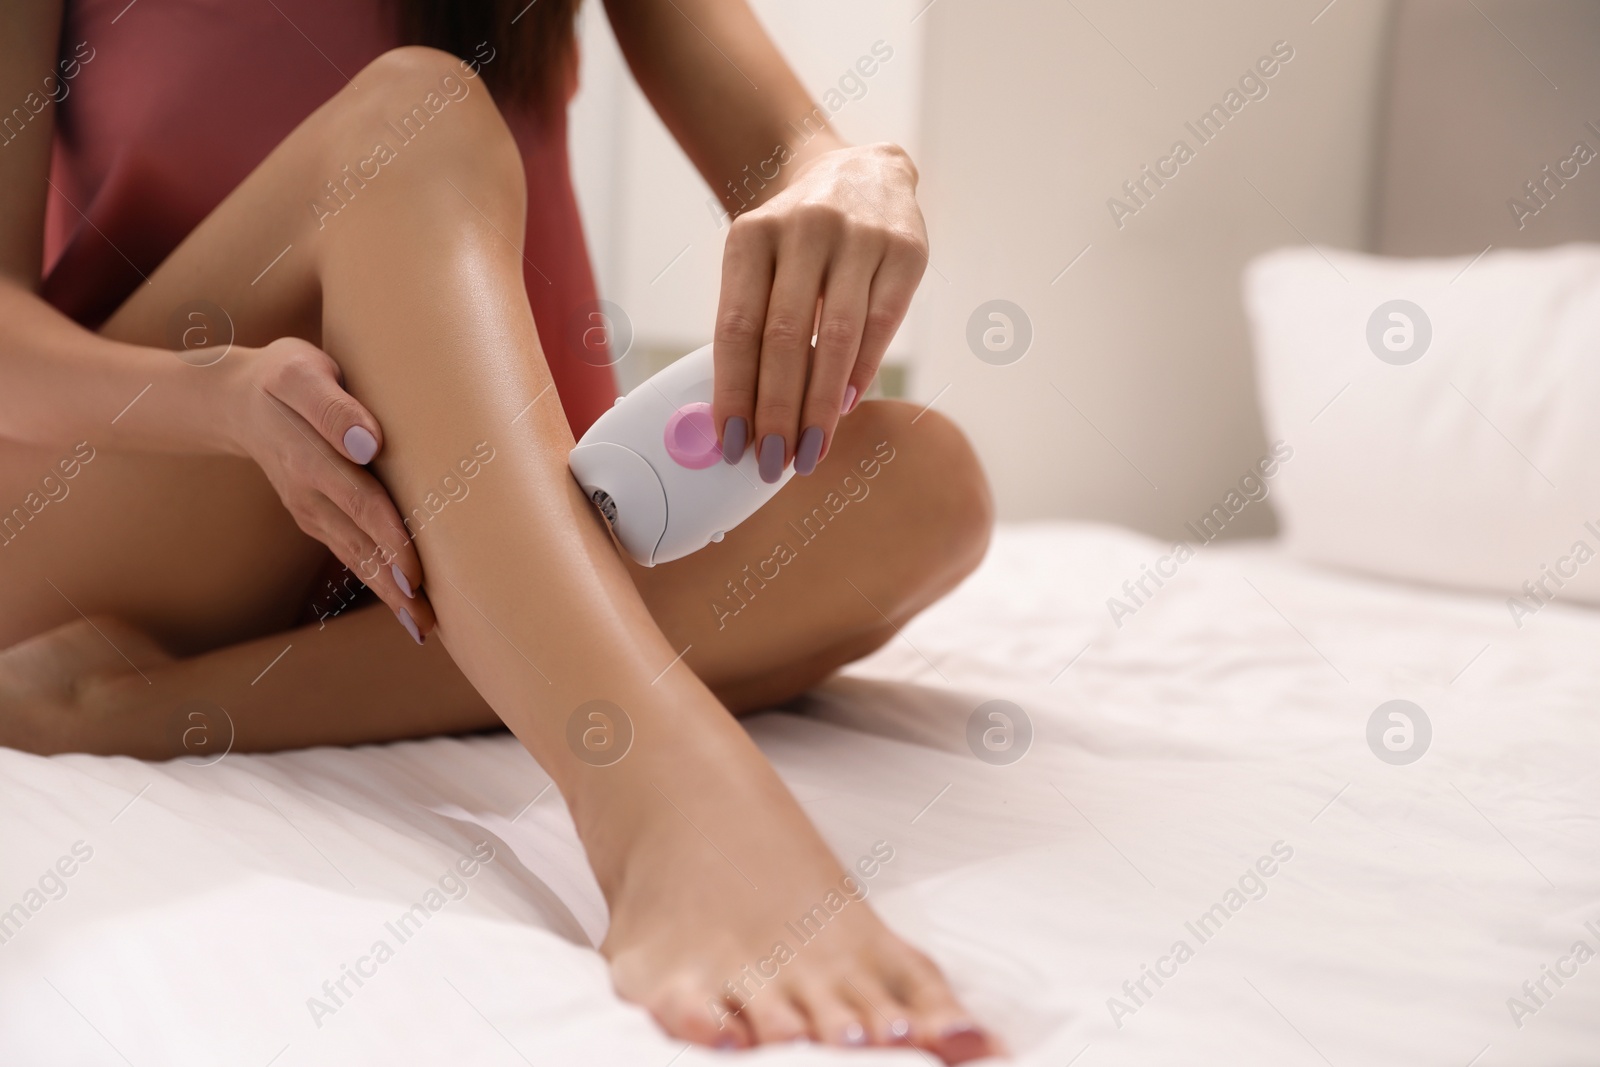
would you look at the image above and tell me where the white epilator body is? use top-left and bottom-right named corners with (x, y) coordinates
top-left (568, 343), bottom-right (795, 566)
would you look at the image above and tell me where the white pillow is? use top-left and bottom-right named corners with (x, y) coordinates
top-left (1243, 243), bottom-right (1600, 621)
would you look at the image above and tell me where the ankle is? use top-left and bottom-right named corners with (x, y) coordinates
top-left (561, 721), bottom-right (787, 897)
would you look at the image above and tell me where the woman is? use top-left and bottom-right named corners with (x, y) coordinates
top-left (0, 0), bottom-right (998, 1058)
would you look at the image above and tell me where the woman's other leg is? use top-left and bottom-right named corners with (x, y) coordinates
top-left (8, 395), bottom-right (988, 757)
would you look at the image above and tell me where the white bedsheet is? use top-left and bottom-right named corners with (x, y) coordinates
top-left (2, 522), bottom-right (1596, 1066)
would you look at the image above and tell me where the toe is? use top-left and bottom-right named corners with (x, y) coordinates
top-left (647, 980), bottom-right (751, 1050)
top-left (934, 1024), bottom-right (1004, 1064)
top-left (738, 989), bottom-right (810, 1045)
top-left (840, 975), bottom-right (913, 1046)
top-left (887, 951), bottom-right (1003, 1063)
top-left (794, 981), bottom-right (871, 1048)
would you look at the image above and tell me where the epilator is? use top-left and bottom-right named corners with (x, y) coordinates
top-left (569, 343), bottom-right (795, 566)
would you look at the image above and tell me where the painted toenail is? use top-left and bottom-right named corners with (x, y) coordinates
top-left (889, 1018), bottom-right (911, 1040)
top-left (937, 1022), bottom-right (991, 1061)
top-left (842, 1022), bottom-right (867, 1046)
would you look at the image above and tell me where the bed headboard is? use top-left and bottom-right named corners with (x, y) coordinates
top-left (1372, 0), bottom-right (1600, 255)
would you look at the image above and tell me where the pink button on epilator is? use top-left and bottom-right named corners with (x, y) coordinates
top-left (663, 402), bottom-right (721, 470)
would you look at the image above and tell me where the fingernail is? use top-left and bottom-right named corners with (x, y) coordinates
top-left (344, 425), bottom-right (378, 465)
top-left (758, 433), bottom-right (785, 483)
top-left (842, 384), bottom-right (858, 413)
top-left (391, 564), bottom-right (414, 599)
top-left (842, 1022), bottom-right (868, 1046)
top-left (397, 607), bottom-right (423, 645)
top-left (722, 416), bottom-right (747, 464)
top-left (794, 425), bottom-right (824, 476)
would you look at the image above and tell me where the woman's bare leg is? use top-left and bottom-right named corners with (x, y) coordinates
top-left (0, 48), bottom-right (995, 1058)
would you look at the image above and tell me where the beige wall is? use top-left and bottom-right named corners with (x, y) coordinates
top-left (913, 0), bottom-right (1392, 539)
top-left (570, 0), bottom-right (1394, 540)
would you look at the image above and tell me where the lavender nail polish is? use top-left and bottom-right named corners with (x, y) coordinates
top-left (758, 433), bottom-right (786, 483)
top-left (794, 425), bottom-right (824, 476)
top-left (722, 415), bottom-right (748, 464)
top-left (842, 384), bottom-right (859, 414)
top-left (397, 607), bottom-right (423, 645)
top-left (842, 1022), bottom-right (868, 1046)
top-left (344, 425), bottom-right (378, 465)
top-left (391, 563), bottom-right (414, 599)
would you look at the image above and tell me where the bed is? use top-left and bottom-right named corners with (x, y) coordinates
top-left (3, 520), bottom-right (1596, 1065)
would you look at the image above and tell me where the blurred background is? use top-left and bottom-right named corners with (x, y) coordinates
top-left (565, 0), bottom-right (1599, 543)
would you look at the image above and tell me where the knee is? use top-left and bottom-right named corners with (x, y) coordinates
top-left (352, 46), bottom-right (502, 126)
top-left (318, 47), bottom-right (525, 217)
top-left (850, 400), bottom-right (994, 585)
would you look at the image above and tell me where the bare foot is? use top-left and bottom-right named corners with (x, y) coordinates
top-left (596, 761), bottom-right (1002, 1062)
top-left (2, 620), bottom-right (1004, 1062)
top-left (0, 615), bottom-right (173, 754)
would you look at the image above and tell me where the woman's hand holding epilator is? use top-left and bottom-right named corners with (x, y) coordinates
top-left (220, 337), bottom-right (434, 643)
top-left (711, 142), bottom-right (928, 480)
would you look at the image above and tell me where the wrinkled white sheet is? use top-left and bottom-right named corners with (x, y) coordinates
top-left (2, 522), bottom-right (1596, 1066)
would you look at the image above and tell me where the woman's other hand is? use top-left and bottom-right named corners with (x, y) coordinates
top-left (712, 142), bottom-right (927, 481)
top-left (221, 337), bottom-right (434, 642)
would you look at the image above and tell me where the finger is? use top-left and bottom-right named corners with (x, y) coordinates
top-left (291, 493), bottom-right (410, 637)
top-left (323, 503), bottom-right (437, 643)
top-left (268, 344), bottom-right (385, 465)
top-left (847, 241), bottom-right (925, 407)
top-left (712, 216), bottom-right (776, 464)
top-left (331, 462), bottom-right (428, 607)
top-left (260, 382), bottom-right (431, 628)
top-left (753, 235), bottom-right (830, 483)
top-left (305, 473), bottom-right (436, 637)
top-left (795, 248), bottom-right (874, 474)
